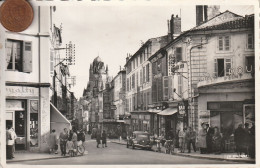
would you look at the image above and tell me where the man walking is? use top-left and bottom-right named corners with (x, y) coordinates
top-left (187, 127), bottom-right (196, 153)
top-left (60, 128), bottom-right (69, 156)
top-left (102, 130), bottom-right (107, 148)
top-left (6, 123), bottom-right (17, 159)
top-left (205, 124), bottom-right (214, 153)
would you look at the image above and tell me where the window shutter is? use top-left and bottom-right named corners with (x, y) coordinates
top-left (168, 75), bottom-right (173, 99)
top-left (218, 37), bottom-right (223, 51)
top-left (50, 50), bottom-right (54, 75)
top-left (214, 59), bottom-right (218, 77)
top-left (225, 58), bottom-right (232, 76)
top-left (140, 69), bottom-right (143, 84)
top-left (23, 41), bottom-right (32, 73)
top-left (136, 72), bottom-right (139, 87)
top-left (143, 67), bottom-right (146, 83)
top-left (152, 80), bottom-right (157, 103)
top-left (163, 76), bottom-right (169, 100)
top-left (248, 34), bottom-right (253, 49)
top-left (146, 64), bottom-right (150, 82)
top-left (158, 76), bottom-right (163, 101)
top-left (176, 47), bottom-right (182, 62)
top-left (224, 36), bottom-right (230, 50)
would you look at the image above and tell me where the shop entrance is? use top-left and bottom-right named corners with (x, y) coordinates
top-left (6, 100), bottom-right (27, 150)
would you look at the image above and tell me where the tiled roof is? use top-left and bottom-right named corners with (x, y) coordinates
top-left (191, 14), bottom-right (254, 32)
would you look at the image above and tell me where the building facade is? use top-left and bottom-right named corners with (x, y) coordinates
top-left (4, 6), bottom-right (51, 152)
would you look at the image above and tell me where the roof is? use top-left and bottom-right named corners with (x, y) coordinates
top-left (164, 12), bottom-right (254, 50)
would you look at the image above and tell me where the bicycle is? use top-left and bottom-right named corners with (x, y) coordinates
top-left (76, 140), bottom-right (85, 156)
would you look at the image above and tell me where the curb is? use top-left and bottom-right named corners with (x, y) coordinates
top-left (110, 141), bottom-right (255, 164)
top-left (7, 153), bottom-right (86, 163)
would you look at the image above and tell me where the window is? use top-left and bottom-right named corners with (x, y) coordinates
top-left (176, 47), bottom-right (182, 62)
top-left (246, 56), bottom-right (254, 72)
top-left (143, 67), bottom-right (146, 83)
top-left (247, 34), bottom-right (254, 49)
top-left (129, 76), bottom-right (131, 90)
top-left (6, 39), bottom-right (32, 72)
top-left (163, 76), bottom-right (169, 100)
top-left (140, 69), bottom-right (143, 84)
top-left (132, 74), bottom-right (135, 89)
top-left (214, 58), bottom-right (232, 77)
top-left (136, 57), bottom-right (138, 67)
top-left (136, 72), bottom-right (139, 87)
top-left (146, 64), bottom-right (150, 82)
top-left (218, 36), bottom-right (230, 51)
top-left (127, 78), bottom-right (129, 91)
top-left (178, 75), bottom-right (183, 98)
top-left (133, 60), bottom-right (135, 69)
top-left (140, 54), bottom-right (143, 64)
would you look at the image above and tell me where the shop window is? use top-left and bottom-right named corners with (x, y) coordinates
top-left (247, 34), bottom-right (254, 49)
top-left (30, 100), bottom-right (39, 147)
top-left (6, 39), bottom-right (32, 73)
top-left (218, 36), bottom-right (230, 51)
top-left (214, 58), bottom-right (232, 77)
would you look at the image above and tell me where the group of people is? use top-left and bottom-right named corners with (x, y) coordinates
top-left (49, 128), bottom-right (85, 157)
top-left (234, 123), bottom-right (255, 158)
top-left (178, 127), bottom-right (197, 153)
top-left (197, 123), bottom-right (222, 154)
top-left (95, 130), bottom-right (107, 148)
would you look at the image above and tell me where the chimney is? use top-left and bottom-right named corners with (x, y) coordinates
top-left (169, 14), bottom-right (181, 40)
top-left (196, 5), bottom-right (220, 26)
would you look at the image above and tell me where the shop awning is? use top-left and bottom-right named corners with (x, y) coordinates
top-left (158, 108), bottom-right (178, 116)
top-left (50, 103), bottom-right (71, 124)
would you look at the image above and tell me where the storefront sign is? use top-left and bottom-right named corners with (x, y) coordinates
top-left (6, 86), bottom-right (39, 97)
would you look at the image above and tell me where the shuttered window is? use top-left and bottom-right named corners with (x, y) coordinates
top-left (152, 80), bottom-right (157, 103)
top-left (6, 39), bottom-right (32, 73)
top-left (176, 47), bottom-right (182, 62)
top-left (146, 64), bottom-right (150, 82)
top-left (127, 78), bottom-right (129, 91)
top-left (143, 66), bottom-right (146, 83)
top-left (163, 76), bottom-right (169, 100)
top-left (247, 34), bottom-right (254, 49)
top-left (132, 74), bottom-right (135, 89)
top-left (136, 72), bottom-right (139, 87)
top-left (140, 69), bottom-right (143, 84)
top-left (218, 36), bottom-right (230, 51)
top-left (225, 59), bottom-right (232, 76)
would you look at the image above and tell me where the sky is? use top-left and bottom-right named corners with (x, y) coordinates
top-left (52, 4), bottom-right (254, 99)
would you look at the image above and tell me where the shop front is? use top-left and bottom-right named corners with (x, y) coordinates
top-left (5, 85), bottom-right (50, 152)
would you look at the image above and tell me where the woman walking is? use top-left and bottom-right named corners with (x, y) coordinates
top-left (102, 130), bottom-right (107, 148)
top-left (212, 127), bottom-right (222, 154)
top-left (96, 130), bottom-right (101, 148)
top-left (49, 129), bottom-right (58, 154)
top-left (198, 123), bottom-right (207, 154)
top-left (179, 128), bottom-right (186, 153)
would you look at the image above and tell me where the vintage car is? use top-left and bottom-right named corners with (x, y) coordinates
top-left (126, 131), bottom-right (152, 150)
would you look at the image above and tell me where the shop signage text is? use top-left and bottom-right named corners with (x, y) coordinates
top-left (6, 86), bottom-right (39, 97)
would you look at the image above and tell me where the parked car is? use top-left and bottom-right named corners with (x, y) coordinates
top-left (126, 131), bottom-right (152, 150)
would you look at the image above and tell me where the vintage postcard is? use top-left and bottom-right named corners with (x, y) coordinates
top-left (0, 0), bottom-right (259, 168)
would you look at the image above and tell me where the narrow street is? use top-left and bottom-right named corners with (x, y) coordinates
top-left (10, 141), bottom-right (239, 165)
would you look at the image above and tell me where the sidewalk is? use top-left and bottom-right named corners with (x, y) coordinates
top-left (109, 139), bottom-right (255, 164)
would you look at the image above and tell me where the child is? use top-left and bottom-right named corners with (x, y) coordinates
top-left (66, 137), bottom-right (75, 157)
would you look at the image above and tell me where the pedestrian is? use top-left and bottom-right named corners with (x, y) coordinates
top-left (71, 129), bottom-right (78, 155)
top-left (234, 124), bottom-right (245, 158)
top-left (178, 128), bottom-right (186, 153)
top-left (6, 124), bottom-right (17, 159)
top-left (96, 130), bottom-right (101, 148)
top-left (249, 122), bottom-right (255, 158)
top-left (244, 123), bottom-right (251, 156)
top-left (66, 137), bottom-right (75, 157)
top-left (59, 128), bottom-right (69, 156)
top-left (212, 126), bottom-right (222, 154)
top-left (205, 123), bottom-right (214, 153)
top-left (187, 127), bottom-right (196, 153)
top-left (198, 123), bottom-right (207, 154)
top-left (49, 129), bottom-right (58, 154)
top-left (102, 130), bottom-right (107, 148)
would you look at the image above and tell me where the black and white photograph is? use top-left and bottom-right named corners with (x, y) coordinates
top-left (0, 0), bottom-right (258, 167)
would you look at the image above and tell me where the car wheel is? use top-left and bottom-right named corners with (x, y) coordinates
top-left (132, 143), bottom-right (135, 149)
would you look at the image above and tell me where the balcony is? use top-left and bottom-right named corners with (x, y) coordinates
top-left (198, 72), bottom-right (254, 88)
